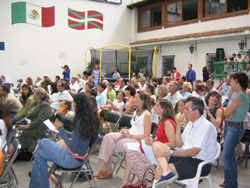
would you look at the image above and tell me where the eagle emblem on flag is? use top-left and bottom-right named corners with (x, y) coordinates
top-left (68, 8), bottom-right (103, 30)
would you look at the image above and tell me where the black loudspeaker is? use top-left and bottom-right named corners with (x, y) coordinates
top-left (216, 48), bottom-right (225, 61)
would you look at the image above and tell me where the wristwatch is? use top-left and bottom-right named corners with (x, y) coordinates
top-left (129, 134), bottom-right (133, 139)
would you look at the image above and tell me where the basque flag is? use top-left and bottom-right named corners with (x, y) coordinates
top-left (68, 8), bottom-right (103, 30)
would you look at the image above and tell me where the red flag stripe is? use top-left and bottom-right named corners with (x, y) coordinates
top-left (42, 7), bottom-right (55, 27)
top-left (68, 8), bottom-right (85, 20)
top-left (88, 10), bottom-right (103, 21)
top-left (88, 21), bottom-right (103, 30)
top-left (68, 19), bottom-right (85, 30)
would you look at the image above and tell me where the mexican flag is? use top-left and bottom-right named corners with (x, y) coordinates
top-left (11, 2), bottom-right (55, 27)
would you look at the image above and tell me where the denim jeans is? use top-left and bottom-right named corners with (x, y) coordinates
top-left (222, 124), bottom-right (244, 188)
top-left (29, 138), bottom-right (82, 188)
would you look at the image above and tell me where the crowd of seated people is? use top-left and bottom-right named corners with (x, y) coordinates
top-left (0, 65), bottom-right (249, 187)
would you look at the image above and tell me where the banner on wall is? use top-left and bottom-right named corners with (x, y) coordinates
top-left (0, 42), bottom-right (5, 50)
top-left (68, 8), bottom-right (103, 30)
top-left (11, 2), bottom-right (55, 27)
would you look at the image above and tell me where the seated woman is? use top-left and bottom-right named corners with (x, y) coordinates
top-left (12, 84), bottom-right (34, 124)
top-left (146, 83), bottom-right (156, 101)
top-left (0, 101), bottom-right (12, 149)
top-left (181, 82), bottom-right (192, 99)
top-left (126, 99), bottom-right (176, 187)
top-left (205, 91), bottom-right (223, 130)
top-left (18, 88), bottom-right (53, 155)
top-left (157, 85), bottom-right (168, 100)
top-left (29, 93), bottom-right (100, 187)
top-left (93, 91), bottom-right (152, 188)
top-left (121, 85), bottom-right (136, 116)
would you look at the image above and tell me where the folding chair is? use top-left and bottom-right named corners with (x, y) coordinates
top-left (115, 121), bottom-right (156, 174)
top-left (113, 114), bottom-right (132, 132)
top-left (48, 137), bottom-right (99, 188)
top-left (102, 111), bottom-right (121, 133)
top-left (175, 142), bottom-right (221, 188)
top-left (2, 128), bottom-right (17, 152)
top-left (55, 113), bottom-right (74, 132)
top-left (0, 138), bottom-right (21, 188)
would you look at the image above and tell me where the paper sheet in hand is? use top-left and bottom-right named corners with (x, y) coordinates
top-left (43, 119), bottom-right (58, 133)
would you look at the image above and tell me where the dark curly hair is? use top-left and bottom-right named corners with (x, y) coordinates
top-left (72, 93), bottom-right (100, 141)
top-left (21, 84), bottom-right (33, 105)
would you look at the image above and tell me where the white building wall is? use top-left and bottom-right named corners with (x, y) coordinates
top-left (0, 0), bottom-right (133, 85)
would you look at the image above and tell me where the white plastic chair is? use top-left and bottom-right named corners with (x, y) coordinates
top-left (175, 142), bottom-right (221, 188)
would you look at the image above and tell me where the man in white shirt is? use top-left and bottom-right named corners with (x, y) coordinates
top-left (166, 81), bottom-right (182, 107)
top-left (76, 74), bottom-right (86, 91)
top-left (153, 97), bottom-right (217, 187)
top-left (69, 77), bottom-right (79, 94)
top-left (50, 81), bottom-right (73, 110)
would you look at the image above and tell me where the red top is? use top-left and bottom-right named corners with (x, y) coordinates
top-left (156, 118), bottom-right (176, 143)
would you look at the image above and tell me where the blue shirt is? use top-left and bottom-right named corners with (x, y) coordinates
top-left (186, 69), bottom-right (196, 82)
top-left (63, 69), bottom-right (70, 83)
top-left (96, 92), bottom-right (107, 106)
top-left (58, 121), bottom-right (90, 156)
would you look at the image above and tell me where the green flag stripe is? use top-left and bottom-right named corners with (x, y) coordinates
top-left (88, 21), bottom-right (102, 30)
top-left (68, 8), bottom-right (85, 20)
top-left (88, 14), bottom-right (103, 18)
top-left (12, 2), bottom-right (26, 24)
top-left (69, 22), bottom-right (85, 27)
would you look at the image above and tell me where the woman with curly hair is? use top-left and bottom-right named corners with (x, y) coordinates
top-left (0, 101), bottom-right (12, 149)
top-left (29, 93), bottom-right (100, 187)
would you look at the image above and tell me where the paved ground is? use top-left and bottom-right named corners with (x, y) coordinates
top-left (13, 152), bottom-right (250, 188)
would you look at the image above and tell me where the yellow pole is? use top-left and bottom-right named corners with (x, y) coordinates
top-left (153, 47), bottom-right (158, 78)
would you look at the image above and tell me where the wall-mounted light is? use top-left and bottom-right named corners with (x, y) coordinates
top-left (189, 44), bottom-right (197, 54)
top-left (238, 39), bottom-right (247, 51)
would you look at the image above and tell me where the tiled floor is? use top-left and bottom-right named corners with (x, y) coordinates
top-left (13, 153), bottom-right (250, 188)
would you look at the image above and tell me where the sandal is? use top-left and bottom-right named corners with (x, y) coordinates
top-left (96, 171), bottom-right (113, 179)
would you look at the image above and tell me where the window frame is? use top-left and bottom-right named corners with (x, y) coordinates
top-left (138, 1), bottom-right (164, 33)
top-left (136, 0), bottom-right (250, 32)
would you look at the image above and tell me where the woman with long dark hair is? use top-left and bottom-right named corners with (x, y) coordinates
top-left (0, 101), bottom-right (12, 149)
top-left (13, 84), bottom-right (34, 124)
top-left (29, 93), bottom-right (100, 187)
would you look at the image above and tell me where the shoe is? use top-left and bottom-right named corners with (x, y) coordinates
top-left (219, 182), bottom-right (226, 187)
top-left (96, 171), bottom-right (113, 179)
top-left (155, 172), bottom-right (178, 188)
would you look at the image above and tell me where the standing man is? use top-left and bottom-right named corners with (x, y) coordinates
top-left (186, 64), bottom-right (196, 85)
top-left (153, 97), bottom-right (217, 187)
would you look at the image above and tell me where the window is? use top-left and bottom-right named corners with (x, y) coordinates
top-left (162, 56), bottom-right (174, 76)
top-left (182, 0), bottom-right (198, 21)
top-left (206, 0), bottom-right (225, 15)
top-left (167, 2), bottom-right (181, 23)
top-left (166, 0), bottom-right (198, 24)
top-left (227, 0), bottom-right (248, 13)
top-left (139, 6), bottom-right (162, 29)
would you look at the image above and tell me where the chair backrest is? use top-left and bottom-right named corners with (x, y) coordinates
top-left (0, 138), bottom-right (21, 181)
top-left (104, 111), bottom-right (120, 124)
top-left (151, 122), bottom-right (158, 138)
top-left (195, 142), bottom-right (221, 179)
top-left (100, 108), bottom-right (110, 118)
top-left (55, 113), bottom-right (74, 131)
top-left (114, 114), bottom-right (132, 131)
top-left (2, 128), bottom-right (17, 152)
